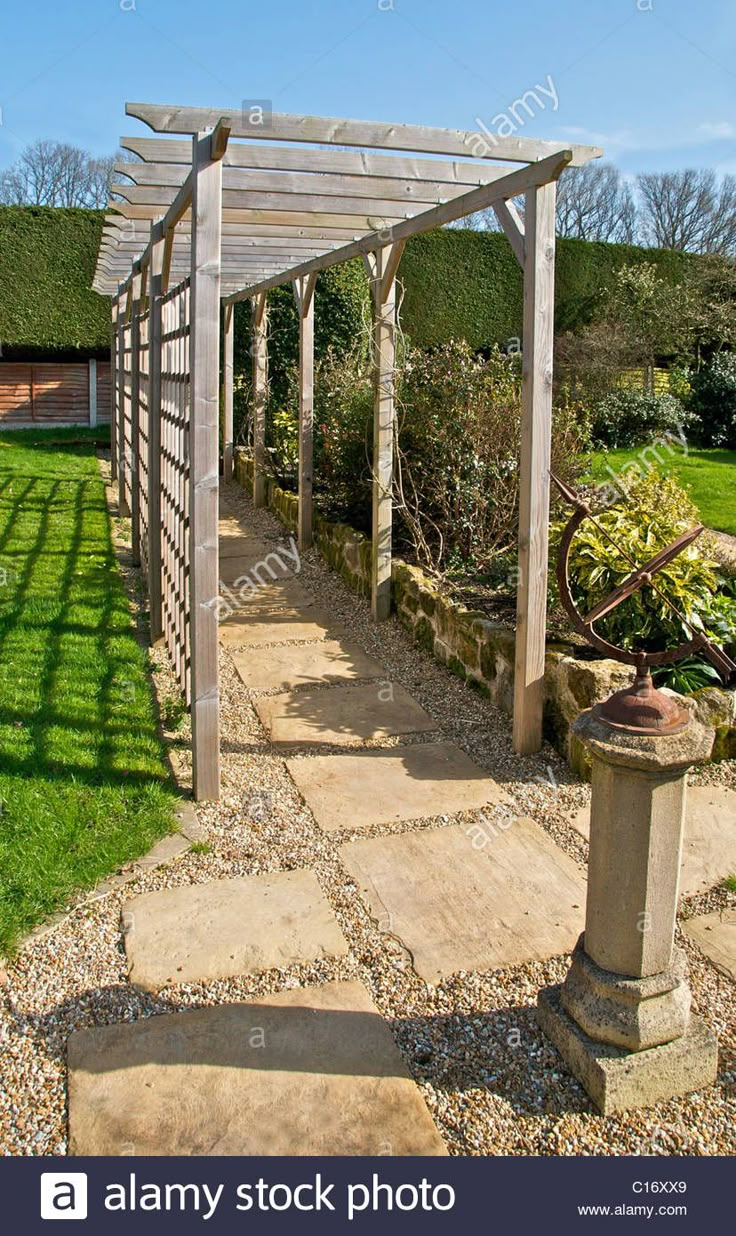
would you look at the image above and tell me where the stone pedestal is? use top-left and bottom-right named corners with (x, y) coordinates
top-left (538, 707), bottom-right (718, 1114)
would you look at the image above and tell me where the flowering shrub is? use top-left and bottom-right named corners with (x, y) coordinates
top-left (551, 469), bottom-right (736, 679)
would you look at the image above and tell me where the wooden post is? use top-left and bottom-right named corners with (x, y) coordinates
top-left (252, 292), bottom-right (268, 507)
top-left (512, 181), bottom-right (557, 755)
top-left (129, 267), bottom-right (143, 566)
top-left (223, 303), bottom-right (234, 481)
top-left (88, 358), bottom-right (98, 427)
top-left (293, 273), bottom-right (316, 550)
top-left (148, 221), bottom-right (165, 641)
top-left (189, 129), bottom-right (223, 801)
top-left (364, 242), bottom-right (404, 622)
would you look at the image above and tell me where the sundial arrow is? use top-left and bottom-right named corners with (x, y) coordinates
top-left (550, 471), bottom-right (588, 510)
top-left (584, 525), bottom-right (705, 625)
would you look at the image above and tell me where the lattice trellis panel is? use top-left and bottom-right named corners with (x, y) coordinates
top-left (111, 315), bottom-right (119, 483)
top-left (160, 278), bottom-right (191, 703)
top-left (120, 319), bottom-right (134, 515)
top-left (136, 308), bottom-right (151, 574)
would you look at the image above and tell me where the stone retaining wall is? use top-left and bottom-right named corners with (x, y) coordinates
top-left (233, 449), bottom-right (736, 771)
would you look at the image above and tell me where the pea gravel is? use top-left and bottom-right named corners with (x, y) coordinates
top-left (0, 479), bottom-right (734, 1158)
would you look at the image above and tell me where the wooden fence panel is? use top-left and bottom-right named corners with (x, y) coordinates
top-left (0, 362), bottom-right (112, 426)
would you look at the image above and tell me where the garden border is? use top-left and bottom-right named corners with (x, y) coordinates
top-left (234, 449), bottom-right (736, 773)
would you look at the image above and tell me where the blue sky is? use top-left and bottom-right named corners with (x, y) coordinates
top-left (0, 0), bottom-right (734, 176)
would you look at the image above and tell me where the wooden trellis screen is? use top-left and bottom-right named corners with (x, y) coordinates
top-left (159, 278), bottom-right (191, 702)
top-left (98, 102), bottom-right (602, 802)
top-left (119, 319), bottom-right (134, 519)
top-left (136, 307), bottom-right (151, 576)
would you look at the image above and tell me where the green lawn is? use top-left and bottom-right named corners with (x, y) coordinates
top-left (587, 445), bottom-right (736, 537)
top-left (0, 427), bottom-right (177, 954)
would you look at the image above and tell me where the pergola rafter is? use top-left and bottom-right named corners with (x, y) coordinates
top-left (99, 100), bottom-right (601, 800)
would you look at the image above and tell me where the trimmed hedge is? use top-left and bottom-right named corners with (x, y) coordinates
top-left (232, 257), bottom-right (371, 407)
top-left (0, 205), bottom-right (699, 363)
top-left (0, 206), bottom-right (110, 359)
top-left (398, 229), bottom-right (696, 349)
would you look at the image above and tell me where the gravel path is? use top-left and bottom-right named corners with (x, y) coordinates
top-left (1, 479), bottom-right (734, 1157)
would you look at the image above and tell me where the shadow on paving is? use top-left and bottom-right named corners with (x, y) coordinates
top-left (11, 981), bottom-right (596, 1119)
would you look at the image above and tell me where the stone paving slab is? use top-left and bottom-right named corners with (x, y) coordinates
top-left (255, 682), bottom-right (436, 747)
top-left (123, 870), bottom-right (349, 992)
top-left (232, 638), bottom-right (384, 694)
top-left (341, 819), bottom-right (586, 981)
top-left (219, 533), bottom-right (269, 558)
top-left (219, 550), bottom-right (297, 586)
top-left (567, 785), bottom-right (736, 897)
top-left (683, 908), bottom-right (736, 981)
top-left (68, 981), bottom-right (447, 1156)
top-left (218, 607), bottom-right (341, 648)
top-left (288, 741), bottom-right (509, 833)
top-left (221, 580), bottom-right (316, 615)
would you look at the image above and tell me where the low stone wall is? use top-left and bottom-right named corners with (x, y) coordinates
top-left (232, 449), bottom-right (736, 771)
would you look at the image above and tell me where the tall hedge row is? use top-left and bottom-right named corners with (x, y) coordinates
top-left (0, 206), bottom-right (109, 359)
top-left (0, 205), bottom-right (698, 363)
top-left (232, 258), bottom-right (371, 404)
top-left (398, 229), bottom-right (695, 349)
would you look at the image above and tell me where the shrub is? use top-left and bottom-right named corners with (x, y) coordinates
top-left (275, 339), bottom-right (587, 569)
top-left (394, 341), bottom-right (587, 572)
top-left (234, 261), bottom-right (371, 458)
top-left (234, 260), bottom-right (370, 409)
top-left (267, 407), bottom-right (299, 487)
top-left (589, 389), bottom-right (694, 448)
top-left (552, 470), bottom-right (736, 672)
top-left (687, 353), bottom-right (736, 448)
top-left (313, 343), bottom-right (374, 531)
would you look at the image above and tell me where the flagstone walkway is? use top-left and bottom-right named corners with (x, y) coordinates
top-left (65, 489), bottom-right (736, 1157)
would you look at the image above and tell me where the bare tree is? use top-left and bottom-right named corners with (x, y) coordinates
top-left (635, 168), bottom-right (735, 253)
top-left (556, 162), bottom-right (637, 243)
top-left (0, 139), bottom-right (123, 208)
top-left (701, 173), bottom-right (736, 256)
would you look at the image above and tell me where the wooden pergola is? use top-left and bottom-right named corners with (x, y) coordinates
top-left (95, 102), bottom-right (600, 801)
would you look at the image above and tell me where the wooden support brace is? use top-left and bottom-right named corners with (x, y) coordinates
top-left (365, 241), bottom-right (404, 621)
top-left (493, 198), bottom-right (526, 267)
top-left (189, 130), bottom-right (223, 801)
top-left (252, 292), bottom-right (269, 507)
top-left (513, 181), bottom-right (557, 756)
top-left (292, 273), bottom-right (317, 550)
top-left (148, 221), bottom-right (165, 641)
top-left (223, 303), bottom-right (234, 481)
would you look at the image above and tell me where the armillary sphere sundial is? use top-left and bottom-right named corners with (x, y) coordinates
top-left (551, 473), bottom-right (736, 735)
